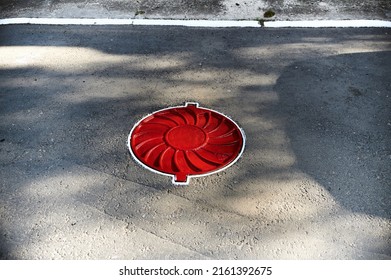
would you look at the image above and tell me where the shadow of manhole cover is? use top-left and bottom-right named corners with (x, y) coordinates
top-left (128, 102), bottom-right (245, 184)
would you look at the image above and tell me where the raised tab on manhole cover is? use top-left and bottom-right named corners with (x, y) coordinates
top-left (128, 102), bottom-right (245, 185)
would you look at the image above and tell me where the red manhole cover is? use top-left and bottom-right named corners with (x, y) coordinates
top-left (128, 102), bottom-right (245, 184)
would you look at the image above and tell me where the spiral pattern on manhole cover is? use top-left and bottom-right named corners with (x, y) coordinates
top-left (128, 102), bottom-right (245, 184)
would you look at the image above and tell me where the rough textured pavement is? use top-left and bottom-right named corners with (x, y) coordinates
top-left (1, 0), bottom-right (390, 20)
top-left (1, 24), bottom-right (390, 259)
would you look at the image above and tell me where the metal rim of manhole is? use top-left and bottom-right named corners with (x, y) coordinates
top-left (128, 102), bottom-right (245, 185)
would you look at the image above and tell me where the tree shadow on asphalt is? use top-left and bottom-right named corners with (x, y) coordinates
top-left (1, 25), bottom-right (390, 259)
top-left (275, 51), bottom-right (391, 219)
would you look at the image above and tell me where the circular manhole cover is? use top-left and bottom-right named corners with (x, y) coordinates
top-left (128, 102), bottom-right (245, 184)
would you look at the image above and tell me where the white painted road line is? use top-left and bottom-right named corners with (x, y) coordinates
top-left (0, 18), bottom-right (260, 27)
top-left (0, 18), bottom-right (390, 28)
top-left (266, 20), bottom-right (391, 28)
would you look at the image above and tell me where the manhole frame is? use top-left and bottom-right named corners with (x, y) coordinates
top-left (127, 102), bottom-right (246, 185)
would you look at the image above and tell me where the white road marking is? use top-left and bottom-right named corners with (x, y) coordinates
top-left (0, 18), bottom-right (390, 28)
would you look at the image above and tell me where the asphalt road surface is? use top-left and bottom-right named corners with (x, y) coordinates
top-left (1, 0), bottom-right (391, 260)
top-left (1, 24), bottom-right (390, 259)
